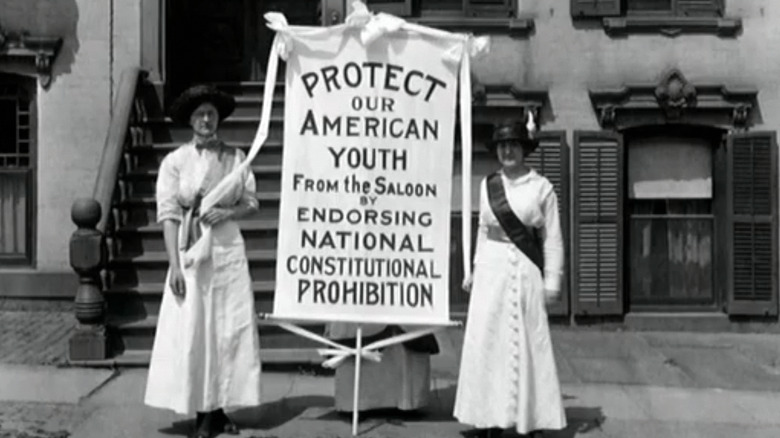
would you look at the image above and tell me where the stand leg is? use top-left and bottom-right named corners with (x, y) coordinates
top-left (352, 325), bottom-right (363, 436)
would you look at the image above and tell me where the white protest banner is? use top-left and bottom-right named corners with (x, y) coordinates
top-left (271, 12), bottom-right (470, 326)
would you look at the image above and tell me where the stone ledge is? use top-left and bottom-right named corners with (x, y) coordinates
top-left (603, 16), bottom-right (742, 37)
top-left (408, 17), bottom-right (534, 37)
top-left (0, 30), bottom-right (63, 88)
top-left (624, 312), bottom-right (732, 332)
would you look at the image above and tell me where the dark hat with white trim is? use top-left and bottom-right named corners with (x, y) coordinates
top-left (486, 120), bottom-right (539, 154)
top-left (168, 84), bottom-right (236, 125)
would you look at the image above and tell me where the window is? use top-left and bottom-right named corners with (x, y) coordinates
top-left (626, 133), bottom-right (716, 307)
top-left (365, 0), bottom-right (414, 16)
top-left (364, 0), bottom-right (530, 34)
top-left (366, 0), bottom-right (515, 17)
top-left (572, 129), bottom-right (779, 317)
top-left (0, 76), bottom-right (35, 266)
top-left (572, 0), bottom-right (723, 16)
top-left (626, 0), bottom-right (722, 17)
top-left (570, 0), bottom-right (740, 36)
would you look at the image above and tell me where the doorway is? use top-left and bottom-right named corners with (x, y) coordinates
top-left (0, 75), bottom-right (35, 266)
top-left (165, 0), bottom-right (322, 96)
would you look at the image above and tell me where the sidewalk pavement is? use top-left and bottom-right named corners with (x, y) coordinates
top-left (0, 311), bottom-right (72, 366)
top-left (2, 312), bottom-right (780, 437)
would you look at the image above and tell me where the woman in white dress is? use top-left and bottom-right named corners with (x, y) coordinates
top-left (144, 85), bottom-right (262, 438)
top-left (453, 121), bottom-right (566, 438)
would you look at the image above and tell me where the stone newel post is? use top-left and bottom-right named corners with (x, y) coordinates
top-left (68, 198), bottom-right (109, 361)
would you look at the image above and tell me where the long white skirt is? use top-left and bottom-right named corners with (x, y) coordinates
top-left (144, 221), bottom-right (262, 415)
top-left (453, 240), bottom-right (566, 433)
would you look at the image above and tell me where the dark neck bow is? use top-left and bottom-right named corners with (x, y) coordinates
top-left (195, 137), bottom-right (223, 150)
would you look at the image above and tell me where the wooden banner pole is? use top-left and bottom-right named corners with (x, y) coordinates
top-left (352, 325), bottom-right (363, 436)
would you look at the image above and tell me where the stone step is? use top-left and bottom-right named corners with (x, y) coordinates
top-left (89, 81), bottom-right (333, 367)
top-left (108, 250), bottom-right (277, 285)
top-left (140, 116), bottom-right (284, 143)
top-left (232, 95), bottom-right (286, 118)
top-left (70, 347), bottom-right (325, 367)
top-left (116, 192), bottom-right (281, 225)
top-left (212, 81), bottom-right (286, 99)
top-left (110, 316), bottom-right (326, 352)
top-left (105, 281), bottom-right (277, 317)
top-left (107, 280), bottom-right (275, 295)
top-left (127, 141), bottom-right (284, 170)
top-left (121, 164), bottom-right (282, 196)
top-left (114, 219), bottom-right (279, 253)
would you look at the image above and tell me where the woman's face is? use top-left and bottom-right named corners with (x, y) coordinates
top-left (189, 102), bottom-right (219, 137)
top-left (495, 140), bottom-right (526, 170)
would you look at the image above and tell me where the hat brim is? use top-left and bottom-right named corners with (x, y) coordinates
top-left (168, 87), bottom-right (236, 125)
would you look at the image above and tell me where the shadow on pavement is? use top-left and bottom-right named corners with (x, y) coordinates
top-left (544, 406), bottom-right (606, 438)
top-left (454, 403), bottom-right (605, 438)
top-left (153, 389), bottom-right (603, 437)
top-left (158, 418), bottom-right (195, 437)
top-left (310, 384), bottom-right (459, 423)
top-left (232, 395), bottom-right (334, 429)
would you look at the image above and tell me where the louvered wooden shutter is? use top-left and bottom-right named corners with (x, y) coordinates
top-left (726, 132), bottom-right (778, 316)
top-left (677, 0), bottom-right (723, 17)
top-left (570, 0), bottom-right (621, 17)
top-left (572, 131), bottom-right (624, 315)
top-left (526, 131), bottom-right (570, 316)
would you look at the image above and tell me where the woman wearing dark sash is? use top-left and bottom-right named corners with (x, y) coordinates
top-left (144, 85), bottom-right (262, 438)
top-left (453, 121), bottom-right (566, 437)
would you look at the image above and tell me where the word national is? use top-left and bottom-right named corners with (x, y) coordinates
top-left (300, 229), bottom-right (434, 253)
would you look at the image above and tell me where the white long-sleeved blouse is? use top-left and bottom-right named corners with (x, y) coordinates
top-left (155, 141), bottom-right (258, 224)
top-left (475, 169), bottom-right (564, 292)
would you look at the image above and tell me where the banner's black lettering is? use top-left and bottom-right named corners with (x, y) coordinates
top-left (300, 62), bottom-right (448, 101)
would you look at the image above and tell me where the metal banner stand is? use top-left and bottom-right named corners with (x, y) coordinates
top-left (351, 325), bottom-right (363, 436)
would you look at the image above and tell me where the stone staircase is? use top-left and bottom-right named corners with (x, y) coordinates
top-left (102, 82), bottom-right (325, 365)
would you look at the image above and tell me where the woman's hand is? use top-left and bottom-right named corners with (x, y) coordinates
top-left (200, 207), bottom-right (234, 226)
top-left (462, 274), bottom-right (474, 294)
top-left (169, 266), bottom-right (186, 297)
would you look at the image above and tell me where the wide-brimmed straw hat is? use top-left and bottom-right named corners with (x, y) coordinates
top-left (486, 121), bottom-right (539, 154)
top-left (168, 85), bottom-right (236, 125)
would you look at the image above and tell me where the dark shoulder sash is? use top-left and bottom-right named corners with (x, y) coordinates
top-left (486, 172), bottom-right (544, 272)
